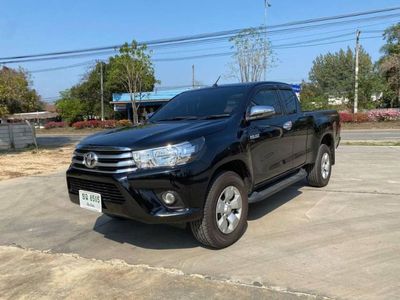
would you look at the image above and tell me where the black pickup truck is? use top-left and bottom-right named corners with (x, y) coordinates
top-left (67, 82), bottom-right (340, 248)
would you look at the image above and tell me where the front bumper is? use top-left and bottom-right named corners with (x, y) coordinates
top-left (66, 165), bottom-right (208, 224)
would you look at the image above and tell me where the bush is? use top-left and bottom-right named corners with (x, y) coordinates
top-left (44, 121), bottom-right (68, 129)
top-left (71, 119), bottom-right (129, 129)
top-left (368, 109), bottom-right (400, 122)
top-left (116, 119), bottom-right (132, 127)
top-left (72, 120), bottom-right (109, 129)
top-left (353, 113), bottom-right (369, 123)
top-left (339, 112), bottom-right (354, 123)
top-left (339, 111), bottom-right (376, 123)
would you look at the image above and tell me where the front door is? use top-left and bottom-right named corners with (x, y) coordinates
top-left (247, 88), bottom-right (294, 185)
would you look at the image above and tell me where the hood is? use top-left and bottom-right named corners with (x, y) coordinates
top-left (78, 119), bottom-right (229, 149)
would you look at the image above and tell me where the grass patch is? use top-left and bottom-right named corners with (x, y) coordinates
top-left (342, 121), bottom-right (400, 130)
top-left (342, 141), bottom-right (400, 146)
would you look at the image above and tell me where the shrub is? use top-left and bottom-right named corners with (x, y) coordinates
top-left (339, 112), bottom-right (353, 123)
top-left (116, 119), bottom-right (132, 127)
top-left (353, 113), bottom-right (369, 123)
top-left (71, 119), bottom-right (119, 129)
top-left (339, 112), bottom-right (374, 123)
top-left (368, 109), bottom-right (400, 122)
top-left (44, 121), bottom-right (68, 129)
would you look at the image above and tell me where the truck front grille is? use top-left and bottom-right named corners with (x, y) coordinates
top-left (68, 177), bottom-right (125, 204)
top-left (71, 147), bottom-right (136, 174)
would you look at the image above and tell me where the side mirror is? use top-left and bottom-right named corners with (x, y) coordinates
top-left (246, 105), bottom-right (275, 121)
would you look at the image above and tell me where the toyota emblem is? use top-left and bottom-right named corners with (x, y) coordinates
top-left (83, 152), bottom-right (98, 168)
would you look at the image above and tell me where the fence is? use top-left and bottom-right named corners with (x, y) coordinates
top-left (0, 122), bottom-right (37, 150)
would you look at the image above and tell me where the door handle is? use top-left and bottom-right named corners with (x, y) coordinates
top-left (283, 121), bottom-right (293, 131)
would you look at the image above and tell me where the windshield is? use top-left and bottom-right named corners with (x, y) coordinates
top-left (150, 86), bottom-right (248, 121)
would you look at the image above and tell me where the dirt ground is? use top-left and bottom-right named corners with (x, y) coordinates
top-left (0, 246), bottom-right (311, 300)
top-left (0, 146), bottom-right (74, 181)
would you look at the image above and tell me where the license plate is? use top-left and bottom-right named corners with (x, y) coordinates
top-left (79, 190), bottom-right (102, 213)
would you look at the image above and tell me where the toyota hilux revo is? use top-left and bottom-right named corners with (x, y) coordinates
top-left (67, 82), bottom-right (340, 249)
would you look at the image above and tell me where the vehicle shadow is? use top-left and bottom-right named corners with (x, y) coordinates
top-left (93, 180), bottom-right (306, 250)
top-left (93, 216), bottom-right (199, 250)
top-left (248, 180), bottom-right (306, 221)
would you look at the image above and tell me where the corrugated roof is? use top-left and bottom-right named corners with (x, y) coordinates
top-left (112, 88), bottom-right (191, 103)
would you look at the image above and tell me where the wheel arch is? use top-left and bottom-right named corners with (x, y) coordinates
top-left (320, 133), bottom-right (335, 164)
top-left (210, 159), bottom-right (252, 194)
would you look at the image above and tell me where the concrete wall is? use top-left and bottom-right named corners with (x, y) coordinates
top-left (0, 123), bottom-right (36, 150)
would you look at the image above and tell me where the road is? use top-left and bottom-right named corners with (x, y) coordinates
top-left (341, 129), bottom-right (400, 141)
top-left (1, 145), bottom-right (399, 299)
top-left (36, 134), bottom-right (84, 147)
top-left (36, 129), bottom-right (400, 147)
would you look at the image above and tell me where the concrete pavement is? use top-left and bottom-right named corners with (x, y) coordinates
top-left (0, 146), bottom-right (400, 299)
top-left (1, 246), bottom-right (308, 300)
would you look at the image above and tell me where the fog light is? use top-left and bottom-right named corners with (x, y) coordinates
top-left (162, 191), bottom-right (176, 205)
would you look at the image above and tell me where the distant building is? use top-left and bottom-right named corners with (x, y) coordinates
top-left (7, 111), bottom-right (59, 127)
top-left (112, 88), bottom-right (192, 120)
top-left (327, 92), bottom-right (383, 106)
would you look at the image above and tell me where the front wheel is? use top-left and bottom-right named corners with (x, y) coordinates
top-left (307, 144), bottom-right (332, 187)
top-left (190, 171), bottom-right (248, 249)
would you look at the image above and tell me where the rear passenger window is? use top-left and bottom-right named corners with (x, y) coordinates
top-left (252, 89), bottom-right (282, 115)
top-left (279, 90), bottom-right (298, 114)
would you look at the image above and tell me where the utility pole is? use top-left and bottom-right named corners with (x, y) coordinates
top-left (353, 30), bottom-right (361, 114)
top-left (263, 0), bottom-right (270, 81)
top-left (100, 61), bottom-right (104, 121)
top-left (192, 64), bottom-right (195, 88)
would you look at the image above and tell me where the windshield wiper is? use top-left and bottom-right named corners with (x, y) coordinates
top-left (200, 114), bottom-right (231, 120)
top-left (157, 116), bottom-right (199, 121)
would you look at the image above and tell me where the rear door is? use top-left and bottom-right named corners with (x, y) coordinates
top-left (247, 87), bottom-right (294, 185)
top-left (278, 89), bottom-right (311, 168)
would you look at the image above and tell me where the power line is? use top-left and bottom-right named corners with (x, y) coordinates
top-left (1, 6), bottom-right (399, 64)
top-left (152, 35), bottom-right (382, 62)
top-left (30, 60), bottom-right (96, 73)
top-left (2, 13), bottom-right (397, 65)
top-left (28, 33), bottom-right (384, 73)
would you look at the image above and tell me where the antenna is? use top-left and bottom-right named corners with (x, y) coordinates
top-left (213, 75), bottom-right (221, 87)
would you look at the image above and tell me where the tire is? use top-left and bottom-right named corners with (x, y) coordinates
top-left (307, 144), bottom-right (332, 187)
top-left (190, 171), bottom-right (248, 249)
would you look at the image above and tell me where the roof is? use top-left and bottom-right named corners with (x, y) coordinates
top-left (112, 88), bottom-right (192, 103)
top-left (8, 111), bottom-right (58, 120)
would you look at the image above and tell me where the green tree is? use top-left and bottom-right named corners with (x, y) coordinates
top-left (299, 81), bottom-right (327, 110)
top-left (0, 105), bottom-right (8, 117)
top-left (378, 23), bottom-right (400, 107)
top-left (107, 41), bottom-right (156, 124)
top-left (55, 90), bottom-right (85, 122)
top-left (305, 47), bottom-right (380, 110)
top-left (0, 66), bottom-right (42, 115)
top-left (229, 28), bottom-right (275, 82)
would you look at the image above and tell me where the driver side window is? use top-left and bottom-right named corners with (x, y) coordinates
top-left (252, 89), bottom-right (282, 115)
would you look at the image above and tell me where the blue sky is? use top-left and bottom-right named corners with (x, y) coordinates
top-left (1, 0), bottom-right (400, 100)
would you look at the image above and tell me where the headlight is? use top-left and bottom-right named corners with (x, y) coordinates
top-left (132, 138), bottom-right (204, 169)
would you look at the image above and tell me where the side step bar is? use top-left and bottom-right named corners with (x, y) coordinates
top-left (248, 169), bottom-right (307, 204)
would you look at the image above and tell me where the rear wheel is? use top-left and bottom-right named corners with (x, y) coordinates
top-left (307, 144), bottom-right (332, 187)
top-left (190, 171), bottom-right (248, 249)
